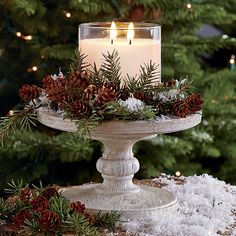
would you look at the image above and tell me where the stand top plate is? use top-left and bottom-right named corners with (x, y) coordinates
top-left (37, 108), bottom-right (202, 136)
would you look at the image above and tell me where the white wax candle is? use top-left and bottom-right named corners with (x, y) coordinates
top-left (80, 38), bottom-right (161, 82)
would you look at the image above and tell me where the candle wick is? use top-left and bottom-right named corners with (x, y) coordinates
top-left (129, 39), bottom-right (132, 45)
top-left (111, 39), bottom-right (114, 45)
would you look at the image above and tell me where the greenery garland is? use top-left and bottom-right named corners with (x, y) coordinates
top-left (0, 50), bottom-right (203, 142)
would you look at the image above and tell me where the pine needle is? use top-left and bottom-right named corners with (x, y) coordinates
top-left (0, 106), bottom-right (37, 146)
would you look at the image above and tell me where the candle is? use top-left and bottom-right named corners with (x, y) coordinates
top-left (79, 22), bottom-right (161, 82)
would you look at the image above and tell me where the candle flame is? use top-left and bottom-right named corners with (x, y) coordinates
top-left (110, 21), bottom-right (117, 44)
top-left (127, 22), bottom-right (134, 45)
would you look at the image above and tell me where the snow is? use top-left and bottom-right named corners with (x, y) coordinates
top-left (112, 174), bottom-right (236, 236)
top-left (119, 97), bottom-right (145, 112)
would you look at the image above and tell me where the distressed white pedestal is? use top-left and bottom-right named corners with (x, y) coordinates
top-left (37, 109), bottom-right (201, 220)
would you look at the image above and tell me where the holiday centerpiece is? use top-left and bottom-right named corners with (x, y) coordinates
top-left (0, 22), bottom-right (203, 225)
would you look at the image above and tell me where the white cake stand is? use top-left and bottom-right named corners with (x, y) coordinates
top-left (37, 109), bottom-right (201, 220)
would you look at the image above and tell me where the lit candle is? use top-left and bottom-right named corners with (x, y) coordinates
top-left (79, 22), bottom-right (161, 82)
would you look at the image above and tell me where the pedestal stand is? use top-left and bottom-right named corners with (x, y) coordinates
top-left (37, 109), bottom-right (201, 220)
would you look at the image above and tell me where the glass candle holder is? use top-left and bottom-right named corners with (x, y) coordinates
top-left (79, 22), bottom-right (161, 82)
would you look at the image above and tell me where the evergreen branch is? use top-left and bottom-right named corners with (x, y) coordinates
top-left (94, 211), bottom-right (121, 232)
top-left (19, 219), bottom-right (41, 236)
top-left (0, 106), bottom-right (37, 146)
top-left (70, 50), bottom-right (89, 73)
top-left (49, 196), bottom-right (71, 216)
top-left (4, 179), bottom-right (29, 195)
top-left (100, 50), bottom-right (121, 84)
top-left (74, 111), bottom-right (103, 139)
top-left (89, 63), bottom-right (104, 87)
top-left (66, 213), bottom-right (100, 236)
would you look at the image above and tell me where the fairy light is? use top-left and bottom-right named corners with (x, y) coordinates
top-left (186, 3), bottom-right (192, 9)
top-left (65, 12), bottom-right (71, 18)
top-left (229, 54), bottom-right (235, 71)
top-left (23, 35), bottom-right (33, 41)
top-left (16, 32), bottom-right (22, 37)
top-left (8, 110), bottom-right (14, 116)
top-left (175, 171), bottom-right (181, 177)
top-left (229, 55), bottom-right (235, 65)
top-left (32, 66), bottom-right (38, 71)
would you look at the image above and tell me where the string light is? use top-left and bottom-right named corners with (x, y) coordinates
top-left (32, 66), bottom-right (38, 71)
top-left (229, 54), bottom-right (235, 71)
top-left (222, 34), bottom-right (229, 39)
top-left (229, 54), bottom-right (235, 64)
top-left (175, 171), bottom-right (181, 177)
top-left (23, 35), bottom-right (33, 41)
top-left (8, 110), bottom-right (14, 116)
top-left (16, 32), bottom-right (22, 37)
top-left (65, 12), bottom-right (71, 18)
top-left (27, 66), bottom-right (38, 72)
top-left (186, 3), bottom-right (192, 9)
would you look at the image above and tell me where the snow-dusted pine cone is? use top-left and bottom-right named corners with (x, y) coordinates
top-left (172, 100), bottom-right (189, 118)
top-left (185, 93), bottom-right (203, 112)
top-left (70, 201), bottom-right (85, 214)
top-left (19, 84), bottom-right (41, 102)
top-left (39, 210), bottom-right (60, 232)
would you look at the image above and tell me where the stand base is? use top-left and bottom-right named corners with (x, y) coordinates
top-left (62, 183), bottom-right (178, 220)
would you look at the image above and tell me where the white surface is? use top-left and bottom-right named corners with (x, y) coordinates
top-left (80, 38), bottom-right (161, 81)
top-left (114, 174), bottom-right (236, 236)
top-left (37, 109), bottom-right (202, 220)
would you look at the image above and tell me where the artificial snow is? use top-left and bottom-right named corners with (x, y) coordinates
top-left (119, 97), bottom-right (145, 112)
top-left (112, 174), bottom-right (236, 236)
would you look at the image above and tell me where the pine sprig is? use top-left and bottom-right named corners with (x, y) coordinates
top-left (4, 179), bottom-right (29, 195)
top-left (125, 61), bottom-right (160, 93)
top-left (19, 219), bottom-right (41, 236)
top-left (0, 106), bottom-right (37, 146)
top-left (100, 50), bottom-right (121, 85)
top-left (70, 50), bottom-right (89, 73)
top-left (66, 213), bottom-right (100, 236)
top-left (94, 211), bottom-right (121, 232)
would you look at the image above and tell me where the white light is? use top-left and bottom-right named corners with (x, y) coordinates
top-left (222, 34), bottom-right (229, 39)
top-left (230, 59), bottom-right (235, 64)
top-left (65, 12), bottom-right (71, 18)
top-left (186, 3), bottom-right (192, 9)
top-left (23, 35), bottom-right (33, 40)
top-left (9, 110), bottom-right (14, 116)
top-left (16, 32), bottom-right (22, 37)
top-left (175, 171), bottom-right (181, 177)
top-left (32, 66), bottom-right (38, 71)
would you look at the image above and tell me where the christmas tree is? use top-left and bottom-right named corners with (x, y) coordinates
top-left (0, 0), bottom-right (236, 194)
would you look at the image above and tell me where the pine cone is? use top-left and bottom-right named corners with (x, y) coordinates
top-left (12, 210), bottom-right (32, 229)
top-left (185, 93), bottom-right (203, 112)
top-left (19, 188), bottom-right (32, 203)
top-left (163, 79), bottom-right (176, 87)
top-left (95, 81), bottom-right (118, 106)
top-left (43, 76), bottom-right (69, 107)
top-left (134, 91), bottom-right (152, 104)
top-left (19, 84), bottom-right (41, 102)
top-left (31, 195), bottom-right (49, 212)
top-left (42, 187), bottom-right (59, 200)
top-left (84, 212), bottom-right (96, 225)
top-left (39, 210), bottom-right (60, 232)
top-left (70, 70), bottom-right (89, 90)
top-left (172, 100), bottom-right (189, 118)
top-left (70, 201), bottom-right (85, 214)
top-left (71, 100), bottom-right (90, 117)
top-left (84, 84), bottom-right (98, 100)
